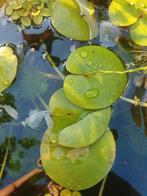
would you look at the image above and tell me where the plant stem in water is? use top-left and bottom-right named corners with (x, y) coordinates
top-left (98, 175), bottom-right (107, 196)
top-left (120, 96), bottom-right (147, 107)
top-left (0, 140), bottom-right (10, 180)
top-left (45, 52), bottom-right (65, 80)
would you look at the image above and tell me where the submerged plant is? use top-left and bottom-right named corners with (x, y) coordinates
top-left (0, 45), bottom-right (18, 93)
top-left (108, 0), bottom-right (147, 46)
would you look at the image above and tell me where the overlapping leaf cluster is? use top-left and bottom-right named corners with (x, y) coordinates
top-left (4, 0), bottom-right (98, 41)
top-left (5, 0), bottom-right (53, 26)
top-left (41, 46), bottom-right (128, 190)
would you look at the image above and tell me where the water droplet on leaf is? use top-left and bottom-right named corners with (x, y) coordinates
top-left (84, 89), bottom-right (98, 98)
top-left (80, 51), bottom-right (88, 58)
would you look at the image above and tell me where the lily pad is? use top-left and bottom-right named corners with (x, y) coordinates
top-left (49, 88), bottom-right (89, 133)
top-left (58, 108), bottom-right (111, 148)
top-left (108, 0), bottom-right (141, 26)
top-left (130, 16), bottom-right (147, 46)
top-left (136, 0), bottom-right (147, 14)
top-left (41, 130), bottom-right (115, 190)
top-left (51, 0), bottom-right (98, 41)
top-left (64, 46), bottom-right (127, 109)
top-left (0, 46), bottom-right (18, 93)
top-left (21, 16), bottom-right (31, 27)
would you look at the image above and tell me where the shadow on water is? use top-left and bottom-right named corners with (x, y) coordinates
top-left (9, 172), bottom-right (141, 196)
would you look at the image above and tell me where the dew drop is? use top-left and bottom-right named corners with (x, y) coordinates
top-left (80, 51), bottom-right (88, 58)
top-left (141, 3), bottom-right (145, 7)
top-left (84, 89), bottom-right (98, 98)
top-left (130, 2), bottom-right (135, 6)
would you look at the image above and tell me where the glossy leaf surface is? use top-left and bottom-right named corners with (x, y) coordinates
top-left (41, 130), bottom-right (115, 190)
top-left (0, 46), bottom-right (18, 93)
top-left (64, 46), bottom-right (127, 109)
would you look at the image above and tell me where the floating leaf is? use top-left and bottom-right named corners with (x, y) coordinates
top-left (51, 0), bottom-right (98, 41)
top-left (130, 16), bottom-right (147, 46)
top-left (4, 0), bottom-right (55, 27)
top-left (49, 88), bottom-right (86, 117)
top-left (11, 10), bottom-right (21, 20)
top-left (41, 130), bottom-right (115, 190)
top-left (33, 14), bottom-right (43, 25)
top-left (64, 46), bottom-right (127, 109)
top-left (21, 16), bottom-right (31, 27)
top-left (41, 8), bottom-right (51, 17)
top-left (0, 46), bottom-right (18, 93)
top-left (108, 0), bottom-right (141, 26)
top-left (58, 108), bottom-right (111, 148)
top-left (49, 88), bottom-right (89, 132)
top-left (5, 5), bottom-right (13, 16)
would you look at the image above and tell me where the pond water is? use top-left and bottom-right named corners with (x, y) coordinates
top-left (0, 1), bottom-right (147, 196)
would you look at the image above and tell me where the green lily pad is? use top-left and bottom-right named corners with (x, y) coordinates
top-left (58, 108), bottom-right (111, 148)
top-left (130, 16), bottom-right (147, 46)
top-left (11, 10), bottom-right (21, 20)
top-left (136, 0), bottom-right (147, 14)
top-left (51, 0), bottom-right (98, 41)
top-left (108, 0), bottom-right (141, 26)
top-left (20, 16), bottom-right (31, 27)
top-left (49, 88), bottom-right (86, 117)
top-left (41, 130), bottom-right (115, 190)
top-left (33, 15), bottom-right (43, 25)
top-left (0, 46), bottom-right (18, 93)
top-left (64, 46), bottom-right (127, 109)
top-left (5, 5), bottom-right (13, 16)
top-left (49, 88), bottom-right (89, 133)
top-left (41, 8), bottom-right (51, 17)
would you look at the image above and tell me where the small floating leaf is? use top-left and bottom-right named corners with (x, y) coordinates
top-left (21, 16), bottom-right (31, 27)
top-left (5, 5), bottom-right (13, 16)
top-left (33, 15), bottom-right (43, 25)
top-left (60, 189), bottom-right (72, 196)
top-left (11, 10), bottom-right (21, 20)
top-left (49, 88), bottom-right (89, 132)
top-left (41, 8), bottom-right (51, 17)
